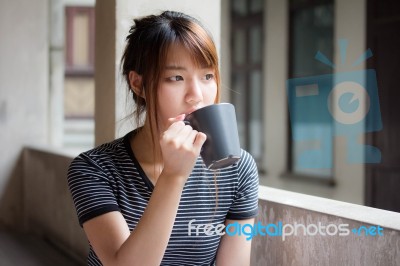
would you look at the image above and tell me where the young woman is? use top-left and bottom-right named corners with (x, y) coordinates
top-left (68, 11), bottom-right (259, 266)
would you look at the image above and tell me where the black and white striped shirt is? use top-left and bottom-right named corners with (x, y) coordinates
top-left (67, 130), bottom-right (259, 266)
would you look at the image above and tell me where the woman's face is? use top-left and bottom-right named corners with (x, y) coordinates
top-left (157, 43), bottom-right (218, 131)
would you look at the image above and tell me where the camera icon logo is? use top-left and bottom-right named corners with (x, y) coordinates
top-left (287, 39), bottom-right (382, 169)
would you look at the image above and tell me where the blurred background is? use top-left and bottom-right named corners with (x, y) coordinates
top-left (0, 0), bottom-right (399, 264)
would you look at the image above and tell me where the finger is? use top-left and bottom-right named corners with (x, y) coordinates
top-left (174, 124), bottom-right (195, 145)
top-left (163, 114), bottom-right (186, 138)
top-left (193, 132), bottom-right (207, 153)
top-left (182, 129), bottom-right (199, 148)
top-left (167, 120), bottom-right (191, 139)
top-left (167, 114), bottom-right (186, 127)
top-left (163, 123), bottom-right (195, 148)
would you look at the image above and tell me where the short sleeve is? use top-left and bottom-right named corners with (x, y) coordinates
top-left (67, 153), bottom-right (120, 227)
top-left (226, 150), bottom-right (259, 220)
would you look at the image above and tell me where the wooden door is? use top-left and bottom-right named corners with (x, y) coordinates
top-left (365, 0), bottom-right (400, 212)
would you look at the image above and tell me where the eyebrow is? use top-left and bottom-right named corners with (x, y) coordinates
top-left (164, 65), bottom-right (213, 70)
top-left (165, 65), bottom-right (187, 71)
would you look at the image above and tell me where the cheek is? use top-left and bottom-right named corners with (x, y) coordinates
top-left (157, 87), bottom-right (181, 116)
top-left (203, 83), bottom-right (218, 104)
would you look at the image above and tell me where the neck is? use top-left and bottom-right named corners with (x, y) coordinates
top-left (130, 121), bottom-right (165, 184)
top-left (133, 120), bottom-right (163, 165)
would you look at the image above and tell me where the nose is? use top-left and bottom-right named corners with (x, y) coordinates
top-left (185, 78), bottom-right (203, 105)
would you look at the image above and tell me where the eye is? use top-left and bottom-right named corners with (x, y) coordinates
top-left (168, 75), bottom-right (184, 81)
top-left (205, 74), bottom-right (214, 80)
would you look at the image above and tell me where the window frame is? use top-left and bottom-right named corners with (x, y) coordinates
top-left (230, 0), bottom-right (265, 171)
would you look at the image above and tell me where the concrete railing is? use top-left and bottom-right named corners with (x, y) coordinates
top-left (23, 147), bottom-right (88, 264)
top-left (23, 147), bottom-right (400, 265)
top-left (251, 186), bottom-right (400, 265)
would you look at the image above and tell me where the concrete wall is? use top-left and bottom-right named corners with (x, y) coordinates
top-left (220, 0), bottom-right (231, 103)
top-left (251, 186), bottom-right (400, 265)
top-left (0, 0), bottom-right (49, 227)
top-left (263, 0), bottom-right (289, 177)
top-left (23, 147), bottom-right (88, 264)
top-left (332, 0), bottom-right (367, 205)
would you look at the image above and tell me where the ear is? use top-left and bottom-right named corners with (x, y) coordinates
top-left (129, 71), bottom-right (144, 98)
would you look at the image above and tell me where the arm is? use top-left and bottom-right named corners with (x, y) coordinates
top-left (215, 150), bottom-right (259, 266)
top-left (83, 173), bottom-right (186, 266)
top-left (215, 218), bottom-right (255, 266)
top-left (82, 119), bottom-right (206, 266)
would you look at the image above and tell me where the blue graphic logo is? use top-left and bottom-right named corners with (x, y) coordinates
top-left (287, 39), bottom-right (382, 168)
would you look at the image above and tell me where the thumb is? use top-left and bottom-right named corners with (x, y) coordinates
top-left (167, 114), bottom-right (186, 126)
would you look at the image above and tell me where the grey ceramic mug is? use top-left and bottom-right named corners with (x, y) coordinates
top-left (184, 103), bottom-right (241, 170)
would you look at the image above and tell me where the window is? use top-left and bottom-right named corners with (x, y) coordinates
top-left (288, 0), bottom-right (334, 179)
top-left (230, 0), bottom-right (265, 166)
top-left (64, 6), bottom-right (95, 148)
top-left (65, 6), bottom-right (95, 76)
